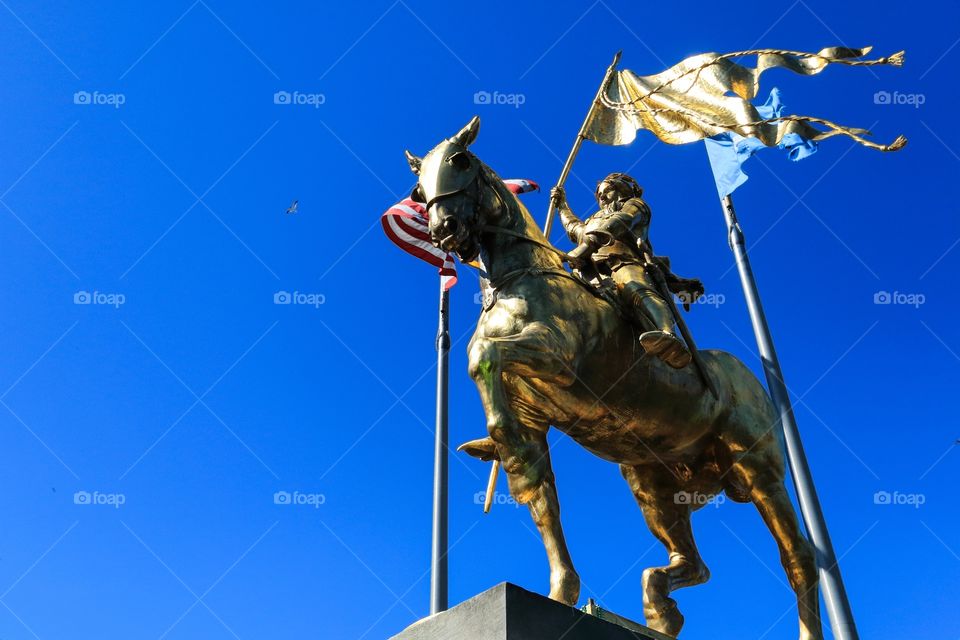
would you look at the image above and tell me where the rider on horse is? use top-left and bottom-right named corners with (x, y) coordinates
top-left (551, 173), bottom-right (703, 369)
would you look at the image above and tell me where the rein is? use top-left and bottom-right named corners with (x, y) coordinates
top-left (479, 225), bottom-right (571, 263)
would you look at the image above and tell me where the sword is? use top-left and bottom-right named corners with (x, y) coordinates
top-left (637, 241), bottom-right (719, 400)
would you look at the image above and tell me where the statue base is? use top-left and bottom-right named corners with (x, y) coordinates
top-left (390, 583), bottom-right (671, 640)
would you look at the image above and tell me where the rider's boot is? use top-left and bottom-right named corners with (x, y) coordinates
top-left (639, 330), bottom-right (691, 369)
top-left (629, 287), bottom-right (691, 369)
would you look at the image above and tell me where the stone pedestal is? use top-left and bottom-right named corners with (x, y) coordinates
top-left (390, 583), bottom-right (670, 640)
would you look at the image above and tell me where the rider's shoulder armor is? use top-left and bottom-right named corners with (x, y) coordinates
top-left (618, 197), bottom-right (651, 221)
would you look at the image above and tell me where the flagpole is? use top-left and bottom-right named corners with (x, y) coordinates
top-left (430, 278), bottom-right (450, 615)
top-left (543, 50), bottom-right (621, 238)
top-left (721, 194), bottom-right (859, 640)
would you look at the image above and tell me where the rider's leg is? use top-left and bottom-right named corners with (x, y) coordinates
top-left (612, 266), bottom-right (691, 368)
top-left (631, 284), bottom-right (675, 333)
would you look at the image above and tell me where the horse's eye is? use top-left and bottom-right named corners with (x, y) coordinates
top-left (411, 185), bottom-right (425, 203)
top-left (446, 151), bottom-right (471, 171)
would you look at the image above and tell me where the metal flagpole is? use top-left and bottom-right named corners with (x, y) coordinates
top-left (720, 194), bottom-right (859, 640)
top-left (543, 51), bottom-right (621, 237)
top-left (430, 278), bottom-right (450, 615)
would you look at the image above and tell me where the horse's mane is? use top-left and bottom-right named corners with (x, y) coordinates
top-left (479, 162), bottom-right (563, 269)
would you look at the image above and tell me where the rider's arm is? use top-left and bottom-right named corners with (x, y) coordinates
top-left (620, 197), bottom-right (652, 247)
top-left (560, 211), bottom-right (585, 245)
top-left (551, 186), bottom-right (585, 244)
top-left (559, 205), bottom-right (585, 244)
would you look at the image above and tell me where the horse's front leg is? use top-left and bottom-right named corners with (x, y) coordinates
top-left (468, 323), bottom-right (574, 502)
top-left (524, 434), bottom-right (579, 605)
top-left (468, 325), bottom-right (579, 605)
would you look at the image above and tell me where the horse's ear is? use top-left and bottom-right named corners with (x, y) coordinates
top-left (404, 150), bottom-right (422, 175)
top-left (451, 115), bottom-right (480, 148)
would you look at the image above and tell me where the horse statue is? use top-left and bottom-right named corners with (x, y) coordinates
top-left (404, 116), bottom-right (823, 640)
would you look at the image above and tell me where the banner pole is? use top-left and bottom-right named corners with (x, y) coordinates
top-left (721, 194), bottom-right (859, 640)
top-left (543, 50), bottom-right (621, 238)
top-left (430, 278), bottom-right (451, 615)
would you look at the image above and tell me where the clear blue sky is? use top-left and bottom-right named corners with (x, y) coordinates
top-left (0, 1), bottom-right (956, 638)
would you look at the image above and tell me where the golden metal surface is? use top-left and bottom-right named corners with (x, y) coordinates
top-left (586, 46), bottom-right (906, 152)
top-left (407, 117), bottom-right (825, 639)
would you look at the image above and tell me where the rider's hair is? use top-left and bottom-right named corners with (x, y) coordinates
top-left (596, 173), bottom-right (643, 201)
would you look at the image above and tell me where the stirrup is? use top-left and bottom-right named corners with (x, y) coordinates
top-left (639, 331), bottom-right (692, 369)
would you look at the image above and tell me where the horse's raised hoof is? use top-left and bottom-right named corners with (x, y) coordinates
top-left (548, 568), bottom-right (580, 606)
top-left (457, 437), bottom-right (499, 461)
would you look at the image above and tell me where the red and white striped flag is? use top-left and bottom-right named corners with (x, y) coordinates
top-left (381, 179), bottom-right (538, 290)
top-left (502, 179), bottom-right (539, 195)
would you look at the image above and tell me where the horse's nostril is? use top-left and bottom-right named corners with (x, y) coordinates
top-left (442, 218), bottom-right (460, 234)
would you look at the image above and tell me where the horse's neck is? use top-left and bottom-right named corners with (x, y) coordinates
top-left (480, 197), bottom-right (560, 283)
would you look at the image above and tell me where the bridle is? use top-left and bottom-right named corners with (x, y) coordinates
top-left (425, 168), bottom-right (572, 265)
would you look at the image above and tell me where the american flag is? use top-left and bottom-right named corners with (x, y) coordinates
top-left (381, 179), bottom-right (539, 289)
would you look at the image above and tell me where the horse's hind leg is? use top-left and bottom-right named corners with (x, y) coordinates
top-left (730, 453), bottom-right (823, 640)
top-left (751, 479), bottom-right (823, 640)
top-left (621, 465), bottom-right (710, 638)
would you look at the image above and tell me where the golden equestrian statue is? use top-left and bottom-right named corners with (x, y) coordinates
top-left (404, 116), bottom-right (824, 640)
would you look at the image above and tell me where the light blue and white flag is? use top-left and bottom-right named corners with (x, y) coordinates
top-left (703, 88), bottom-right (818, 198)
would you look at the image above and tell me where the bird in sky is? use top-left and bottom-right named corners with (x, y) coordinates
top-left (285, 199), bottom-right (299, 214)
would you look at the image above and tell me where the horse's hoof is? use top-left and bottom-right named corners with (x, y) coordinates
top-left (548, 569), bottom-right (580, 606)
top-left (645, 597), bottom-right (684, 638)
top-left (799, 626), bottom-right (824, 640)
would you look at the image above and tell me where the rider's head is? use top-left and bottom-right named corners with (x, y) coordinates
top-left (595, 173), bottom-right (642, 209)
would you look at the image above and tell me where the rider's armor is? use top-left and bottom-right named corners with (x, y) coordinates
top-left (559, 194), bottom-right (701, 369)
